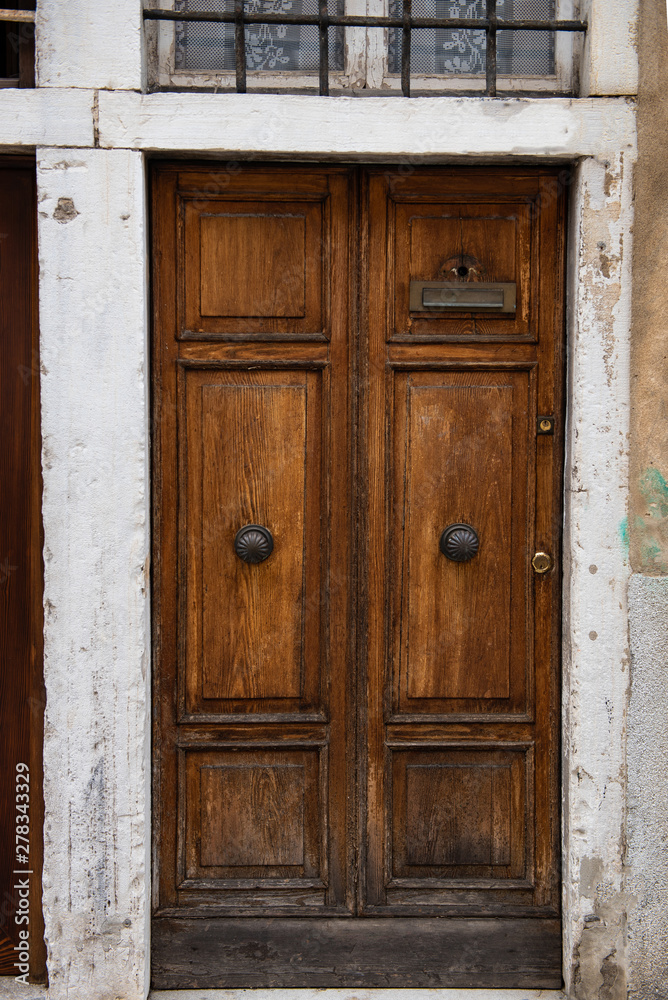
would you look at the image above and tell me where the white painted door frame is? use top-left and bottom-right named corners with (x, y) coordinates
top-left (26, 91), bottom-right (635, 998)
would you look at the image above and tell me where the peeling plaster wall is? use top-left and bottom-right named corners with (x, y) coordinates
top-left (629, 0), bottom-right (668, 577)
top-left (563, 154), bottom-right (634, 999)
top-left (37, 148), bottom-right (150, 1000)
top-left (624, 1), bottom-right (668, 997)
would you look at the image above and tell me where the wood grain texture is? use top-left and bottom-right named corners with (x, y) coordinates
top-left (182, 193), bottom-right (328, 339)
top-left (153, 164), bottom-right (354, 922)
top-left (182, 746), bottom-right (323, 889)
top-left (391, 195), bottom-right (537, 341)
top-left (195, 375), bottom-right (308, 700)
top-left (151, 915), bottom-right (562, 988)
top-left (406, 762), bottom-right (511, 865)
top-left (201, 764), bottom-right (305, 867)
top-left (390, 365), bottom-right (533, 716)
top-left (200, 213), bottom-right (306, 318)
top-left (152, 163), bottom-right (566, 985)
top-left (391, 747), bottom-right (527, 881)
top-left (399, 376), bottom-right (514, 700)
top-left (0, 157), bottom-right (45, 981)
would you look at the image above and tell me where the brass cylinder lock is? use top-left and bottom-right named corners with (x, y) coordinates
top-left (532, 551), bottom-right (553, 574)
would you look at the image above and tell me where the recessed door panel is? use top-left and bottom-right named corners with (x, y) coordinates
top-left (182, 746), bottom-right (326, 900)
top-left (181, 366), bottom-right (323, 714)
top-left (181, 191), bottom-right (329, 339)
top-left (391, 747), bottom-right (528, 879)
top-left (390, 187), bottom-right (538, 341)
top-left (200, 380), bottom-right (306, 700)
top-left (391, 368), bottom-right (533, 716)
top-left (200, 213), bottom-right (307, 318)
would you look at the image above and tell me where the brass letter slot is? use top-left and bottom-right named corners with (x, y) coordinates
top-left (409, 281), bottom-right (517, 313)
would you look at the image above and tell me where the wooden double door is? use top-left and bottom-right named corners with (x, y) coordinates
top-left (151, 163), bottom-right (565, 988)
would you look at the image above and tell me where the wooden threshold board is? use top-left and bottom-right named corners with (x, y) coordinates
top-left (151, 916), bottom-right (562, 989)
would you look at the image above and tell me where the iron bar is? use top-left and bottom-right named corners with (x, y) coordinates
top-left (145, 6), bottom-right (587, 96)
top-left (401, 0), bottom-right (411, 97)
top-left (234, 0), bottom-right (246, 92)
top-left (319, 0), bottom-right (329, 96)
top-left (485, 0), bottom-right (496, 96)
top-left (0, 9), bottom-right (35, 22)
top-left (144, 9), bottom-right (587, 31)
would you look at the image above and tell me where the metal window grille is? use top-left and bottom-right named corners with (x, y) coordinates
top-left (387, 0), bottom-right (556, 79)
top-left (144, 1), bottom-right (586, 96)
top-left (174, 0), bottom-right (345, 74)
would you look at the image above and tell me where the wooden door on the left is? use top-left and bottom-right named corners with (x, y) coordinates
top-left (151, 165), bottom-right (355, 928)
top-left (0, 158), bottom-right (45, 981)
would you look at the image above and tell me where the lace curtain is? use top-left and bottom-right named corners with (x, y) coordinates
top-left (175, 0), bottom-right (554, 76)
top-left (388, 0), bottom-right (555, 76)
top-left (175, 0), bottom-right (345, 72)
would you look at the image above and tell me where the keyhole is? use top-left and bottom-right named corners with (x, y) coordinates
top-left (457, 265), bottom-right (469, 277)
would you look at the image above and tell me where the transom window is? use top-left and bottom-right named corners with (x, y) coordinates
top-left (145, 0), bottom-right (585, 95)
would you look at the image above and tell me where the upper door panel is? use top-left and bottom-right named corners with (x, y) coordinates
top-left (178, 171), bottom-right (333, 340)
top-left (388, 173), bottom-right (541, 342)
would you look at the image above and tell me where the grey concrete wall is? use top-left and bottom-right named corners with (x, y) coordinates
top-left (627, 577), bottom-right (668, 1000)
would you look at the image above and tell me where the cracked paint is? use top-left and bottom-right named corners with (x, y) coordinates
top-left (631, 468), bottom-right (668, 573)
top-left (563, 149), bottom-right (634, 997)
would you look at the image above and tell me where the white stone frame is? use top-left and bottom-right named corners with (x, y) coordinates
top-left (0, 1), bottom-right (640, 994)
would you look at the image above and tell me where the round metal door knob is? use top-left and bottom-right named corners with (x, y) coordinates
top-left (234, 524), bottom-right (274, 564)
top-left (532, 551), bottom-right (553, 574)
top-left (439, 523), bottom-right (479, 562)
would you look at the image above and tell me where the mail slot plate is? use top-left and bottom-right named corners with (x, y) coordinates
top-left (410, 281), bottom-right (517, 314)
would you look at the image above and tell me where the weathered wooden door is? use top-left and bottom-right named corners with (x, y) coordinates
top-left (0, 158), bottom-right (45, 981)
top-left (151, 163), bottom-right (565, 988)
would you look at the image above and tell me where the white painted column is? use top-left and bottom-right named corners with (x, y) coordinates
top-left (37, 148), bottom-right (150, 1000)
top-left (36, 0), bottom-right (143, 90)
top-left (579, 0), bottom-right (638, 96)
top-left (562, 154), bottom-right (634, 998)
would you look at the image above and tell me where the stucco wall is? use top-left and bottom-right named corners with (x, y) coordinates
top-left (629, 0), bottom-right (668, 575)
top-left (625, 1), bottom-right (668, 998)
